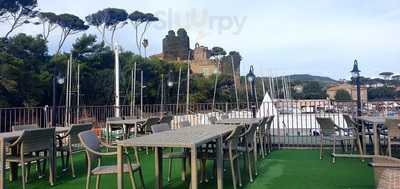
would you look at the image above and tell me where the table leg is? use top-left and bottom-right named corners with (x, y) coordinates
top-left (0, 139), bottom-right (5, 189)
top-left (49, 135), bottom-right (56, 186)
top-left (216, 137), bottom-right (224, 189)
top-left (106, 124), bottom-right (110, 144)
top-left (155, 147), bottom-right (163, 189)
top-left (123, 124), bottom-right (127, 140)
top-left (373, 123), bottom-right (379, 155)
top-left (117, 145), bottom-right (124, 189)
top-left (191, 146), bottom-right (198, 189)
top-left (134, 123), bottom-right (137, 137)
top-left (361, 122), bottom-right (366, 155)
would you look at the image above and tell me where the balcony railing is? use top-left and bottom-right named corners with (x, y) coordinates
top-left (1, 100), bottom-right (399, 147)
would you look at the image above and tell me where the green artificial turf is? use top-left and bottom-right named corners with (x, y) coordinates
top-left (7, 149), bottom-right (375, 189)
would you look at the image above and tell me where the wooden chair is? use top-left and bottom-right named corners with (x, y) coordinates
top-left (238, 122), bottom-right (258, 182)
top-left (385, 118), bottom-right (400, 157)
top-left (137, 117), bottom-right (160, 154)
top-left (151, 123), bottom-right (188, 182)
top-left (342, 115), bottom-right (364, 156)
top-left (140, 117), bottom-right (160, 135)
top-left (179, 121), bottom-right (191, 128)
top-left (10, 124), bottom-right (43, 179)
top-left (106, 117), bottom-right (124, 144)
top-left (208, 116), bottom-right (217, 124)
top-left (6, 128), bottom-right (56, 189)
top-left (369, 156), bottom-right (400, 189)
top-left (256, 117), bottom-right (269, 158)
top-left (160, 115), bottom-right (173, 126)
top-left (78, 130), bottom-right (145, 189)
top-left (317, 117), bottom-right (361, 163)
top-left (57, 123), bottom-right (92, 177)
top-left (198, 126), bottom-right (243, 189)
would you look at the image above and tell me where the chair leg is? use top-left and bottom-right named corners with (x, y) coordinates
top-left (236, 158), bottom-right (242, 187)
top-left (95, 175), bottom-right (101, 189)
top-left (86, 172), bottom-right (91, 189)
top-left (229, 157), bottom-right (237, 189)
top-left (247, 151), bottom-right (253, 182)
top-left (168, 158), bottom-right (173, 182)
top-left (138, 168), bottom-right (146, 189)
top-left (21, 163), bottom-right (26, 189)
top-left (127, 164), bottom-right (137, 189)
top-left (253, 148), bottom-right (258, 176)
top-left (69, 149), bottom-right (76, 178)
top-left (320, 137), bottom-right (324, 160)
top-left (26, 162), bottom-right (31, 182)
top-left (259, 136), bottom-right (265, 158)
top-left (332, 139), bottom-right (336, 164)
top-left (61, 150), bottom-right (66, 171)
top-left (181, 158), bottom-right (186, 181)
top-left (356, 137), bottom-right (364, 162)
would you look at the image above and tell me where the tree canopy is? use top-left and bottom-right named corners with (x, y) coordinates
top-left (0, 0), bottom-right (39, 38)
top-left (55, 13), bottom-right (89, 54)
top-left (86, 8), bottom-right (128, 46)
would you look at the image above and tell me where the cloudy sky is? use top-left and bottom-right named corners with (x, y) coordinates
top-left (1, 0), bottom-right (400, 79)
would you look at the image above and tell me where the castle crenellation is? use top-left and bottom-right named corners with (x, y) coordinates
top-left (154, 28), bottom-right (241, 78)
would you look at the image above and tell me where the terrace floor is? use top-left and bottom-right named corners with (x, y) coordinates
top-left (7, 149), bottom-right (375, 189)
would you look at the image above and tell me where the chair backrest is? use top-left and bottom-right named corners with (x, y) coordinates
top-left (144, 117), bottom-right (161, 132)
top-left (69, 123), bottom-right (93, 145)
top-left (179, 121), bottom-right (191, 128)
top-left (78, 130), bottom-right (102, 162)
top-left (385, 118), bottom-right (400, 139)
top-left (316, 117), bottom-right (336, 136)
top-left (12, 124), bottom-right (38, 132)
top-left (221, 114), bottom-right (229, 119)
top-left (225, 126), bottom-right (243, 151)
top-left (343, 114), bottom-right (356, 129)
top-left (244, 123), bottom-right (258, 144)
top-left (107, 117), bottom-right (123, 122)
top-left (124, 116), bottom-right (137, 120)
top-left (257, 117), bottom-right (269, 134)
top-left (208, 116), bottom-right (217, 124)
top-left (266, 116), bottom-right (275, 130)
top-left (160, 115), bottom-right (173, 125)
top-left (151, 123), bottom-right (171, 133)
top-left (20, 128), bottom-right (55, 154)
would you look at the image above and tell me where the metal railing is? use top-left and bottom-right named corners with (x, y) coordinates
top-left (1, 100), bottom-right (399, 147)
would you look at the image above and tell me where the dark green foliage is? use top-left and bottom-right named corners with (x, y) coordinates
top-left (0, 34), bottom-right (50, 106)
top-left (211, 46), bottom-right (227, 58)
top-left (335, 89), bottom-right (352, 101)
top-left (368, 87), bottom-right (396, 100)
top-left (293, 81), bottom-right (327, 99)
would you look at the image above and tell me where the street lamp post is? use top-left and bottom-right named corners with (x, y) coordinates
top-left (351, 59), bottom-right (362, 116)
top-left (247, 66), bottom-right (256, 118)
top-left (52, 68), bottom-right (65, 127)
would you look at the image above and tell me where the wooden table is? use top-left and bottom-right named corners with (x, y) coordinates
top-left (106, 118), bottom-right (147, 143)
top-left (216, 118), bottom-right (263, 125)
top-left (116, 124), bottom-right (240, 189)
top-left (0, 127), bottom-right (69, 189)
top-left (357, 116), bottom-right (399, 155)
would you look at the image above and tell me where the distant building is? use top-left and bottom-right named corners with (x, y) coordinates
top-left (152, 28), bottom-right (241, 80)
top-left (326, 83), bottom-right (368, 102)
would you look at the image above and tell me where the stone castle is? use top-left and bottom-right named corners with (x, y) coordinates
top-left (153, 28), bottom-right (241, 78)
